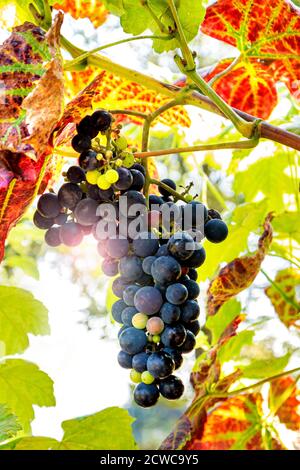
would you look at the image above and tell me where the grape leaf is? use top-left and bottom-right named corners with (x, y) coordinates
top-left (104, 0), bottom-right (205, 53)
top-left (201, 0), bottom-right (300, 118)
top-left (240, 353), bottom-right (291, 379)
top-left (53, 1), bottom-right (108, 27)
top-left (4, 255), bottom-right (39, 279)
top-left (265, 268), bottom-right (300, 327)
top-left (0, 14), bottom-right (64, 261)
top-left (207, 213), bottom-right (273, 315)
top-left (160, 415), bottom-right (192, 450)
top-left (55, 69), bottom-right (190, 147)
top-left (269, 376), bottom-right (300, 431)
top-left (272, 212), bottom-right (300, 245)
top-left (0, 286), bottom-right (49, 355)
top-left (206, 299), bottom-right (241, 344)
top-left (0, 359), bottom-right (55, 431)
top-left (0, 404), bottom-right (21, 442)
top-left (184, 394), bottom-right (284, 450)
top-left (233, 152), bottom-right (297, 212)
top-left (218, 331), bottom-right (254, 364)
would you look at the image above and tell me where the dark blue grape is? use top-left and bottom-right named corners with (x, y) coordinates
top-left (106, 237), bottom-right (129, 259)
top-left (183, 244), bottom-right (206, 268)
top-left (204, 219), bottom-right (228, 243)
top-left (167, 232), bottom-right (195, 260)
top-left (160, 302), bottom-right (181, 324)
top-left (208, 209), bottom-right (222, 220)
top-left (123, 285), bottom-right (140, 306)
top-left (79, 150), bottom-right (99, 171)
top-left (184, 320), bottom-right (200, 336)
top-left (117, 350), bottom-right (133, 369)
top-left (132, 232), bottom-right (159, 257)
top-left (59, 222), bottom-right (83, 246)
top-left (180, 300), bottom-right (200, 322)
top-left (163, 348), bottom-right (183, 370)
top-left (76, 115), bottom-right (98, 138)
top-left (71, 134), bottom-right (91, 153)
top-left (66, 166), bottom-right (86, 183)
top-left (101, 258), bottom-right (119, 277)
top-left (119, 256), bottom-right (143, 282)
top-left (37, 193), bottom-right (61, 218)
top-left (91, 110), bottom-right (112, 131)
top-left (147, 351), bottom-right (174, 379)
top-left (151, 256), bottom-right (181, 284)
top-left (131, 163), bottom-right (146, 176)
top-left (134, 286), bottom-right (163, 315)
top-left (45, 227), bottom-right (61, 247)
top-left (159, 375), bottom-right (184, 399)
top-left (180, 278), bottom-right (200, 300)
top-left (166, 283), bottom-right (188, 305)
top-left (121, 306), bottom-right (138, 326)
top-left (155, 245), bottom-right (169, 257)
top-left (137, 273), bottom-right (154, 286)
top-left (33, 211), bottom-right (54, 229)
top-left (130, 169), bottom-right (145, 191)
top-left (74, 198), bottom-right (99, 226)
top-left (112, 299), bottom-right (126, 323)
top-left (119, 327), bottom-right (147, 354)
top-left (53, 212), bottom-right (68, 226)
top-left (134, 383), bottom-right (159, 407)
top-left (114, 167), bottom-right (133, 191)
top-left (161, 324), bottom-right (186, 348)
top-left (132, 352), bottom-right (149, 372)
top-left (112, 277), bottom-right (130, 298)
top-left (149, 194), bottom-right (164, 210)
top-left (179, 330), bottom-right (196, 353)
top-left (188, 268), bottom-right (198, 281)
top-left (142, 256), bottom-right (156, 275)
top-left (58, 183), bottom-right (82, 210)
top-left (159, 178), bottom-right (176, 197)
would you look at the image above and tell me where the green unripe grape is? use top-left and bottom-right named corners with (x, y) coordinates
top-left (105, 150), bottom-right (113, 158)
top-left (146, 317), bottom-right (164, 335)
top-left (185, 194), bottom-right (193, 202)
top-left (130, 369), bottom-right (142, 383)
top-left (86, 170), bottom-right (99, 185)
top-left (141, 371), bottom-right (155, 385)
top-left (132, 313), bottom-right (148, 329)
top-left (122, 152), bottom-right (134, 168)
top-left (115, 136), bottom-right (127, 150)
top-left (97, 174), bottom-right (111, 190)
top-left (152, 335), bottom-right (160, 344)
top-left (115, 158), bottom-right (123, 167)
top-left (96, 154), bottom-right (103, 161)
top-left (105, 169), bottom-right (119, 184)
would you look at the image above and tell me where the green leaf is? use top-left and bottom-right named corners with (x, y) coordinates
top-left (104, 0), bottom-right (205, 53)
top-left (218, 331), bottom-right (254, 364)
top-left (0, 359), bottom-right (55, 431)
top-left (15, 436), bottom-right (59, 450)
top-left (206, 299), bottom-right (241, 344)
top-left (240, 353), bottom-right (291, 379)
top-left (0, 286), bottom-right (49, 355)
top-left (233, 153), bottom-right (296, 212)
top-left (272, 212), bottom-right (300, 244)
top-left (4, 256), bottom-right (39, 280)
top-left (0, 404), bottom-right (21, 443)
top-left (198, 200), bottom-right (269, 280)
top-left (58, 407), bottom-right (136, 450)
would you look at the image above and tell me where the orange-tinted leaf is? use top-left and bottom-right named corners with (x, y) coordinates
top-left (55, 70), bottom-right (190, 146)
top-left (265, 268), bottom-right (300, 327)
top-left (201, 0), bottom-right (300, 118)
top-left (185, 394), bottom-right (284, 450)
top-left (203, 60), bottom-right (277, 120)
top-left (0, 15), bottom-right (64, 260)
top-left (53, 0), bottom-right (108, 28)
top-left (270, 376), bottom-right (300, 431)
top-left (160, 415), bottom-right (192, 450)
top-left (207, 213), bottom-right (273, 316)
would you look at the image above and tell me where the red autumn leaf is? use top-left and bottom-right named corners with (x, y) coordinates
top-left (265, 268), bottom-right (300, 327)
top-left (185, 394), bottom-right (284, 450)
top-left (270, 376), bottom-right (300, 431)
top-left (0, 14), bottom-right (64, 261)
top-left (200, 0), bottom-right (300, 118)
top-left (202, 60), bottom-right (278, 120)
top-left (207, 213), bottom-right (273, 316)
top-left (53, 0), bottom-right (108, 28)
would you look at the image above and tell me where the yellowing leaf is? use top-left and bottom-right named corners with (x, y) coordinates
top-left (0, 404), bottom-right (21, 442)
top-left (0, 286), bottom-right (49, 355)
top-left (53, 0), bottom-right (108, 28)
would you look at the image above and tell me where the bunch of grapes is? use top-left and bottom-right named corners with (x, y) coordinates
top-left (33, 110), bottom-right (229, 407)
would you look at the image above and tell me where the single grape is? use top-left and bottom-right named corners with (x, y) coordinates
top-left (134, 286), bottom-right (163, 315)
top-left (146, 351), bottom-right (174, 379)
top-left (98, 187), bottom-right (114, 202)
top-left (132, 313), bottom-right (148, 330)
top-left (37, 193), bottom-right (61, 218)
top-left (183, 244), bottom-right (206, 268)
top-left (58, 183), bottom-right (82, 210)
top-left (180, 278), bottom-right (200, 300)
top-left (123, 285), bottom-right (140, 306)
top-left (132, 352), bottom-right (149, 372)
top-left (152, 334), bottom-right (160, 344)
top-left (163, 348), bottom-right (183, 370)
top-left (33, 210), bottom-right (54, 229)
top-left (112, 299), bottom-right (126, 323)
top-left (161, 324), bottom-right (186, 348)
top-left (97, 174), bottom-right (111, 190)
top-left (117, 351), bottom-right (133, 369)
top-left (130, 169), bottom-right (145, 191)
top-left (141, 371), bottom-right (155, 384)
top-left (208, 208), bottom-right (222, 220)
top-left (146, 317), bottom-right (164, 335)
top-left (45, 227), bottom-right (61, 247)
top-left (53, 212), bottom-right (68, 226)
top-left (119, 256), bottom-right (144, 282)
top-left (158, 178), bottom-right (176, 197)
top-left (151, 256), bottom-right (181, 284)
top-left (105, 169), bottom-right (119, 184)
top-left (132, 232), bottom-right (159, 257)
top-left (106, 238), bottom-right (129, 259)
top-left (167, 232), bottom-right (195, 261)
top-left (112, 277), bottom-right (130, 298)
top-left (179, 330), bottom-right (196, 353)
top-left (159, 375), bottom-right (184, 400)
top-left (71, 134), bottom-right (91, 153)
top-left (122, 152), bottom-right (134, 168)
top-left (121, 306), bottom-right (138, 326)
top-left (118, 325), bottom-right (129, 338)
top-left (134, 383), bottom-right (159, 407)
top-left (137, 273), bottom-right (154, 287)
top-left (184, 320), bottom-right (200, 336)
top-left (86, 170), bottom-right (99, 185)
top-left (115, 136), bottom-right (127, 150)
top-left (101, 258), bottom-right (119, 277)
top-left (160, 302), bottom-right (181, 324)
top-left (59, 222), bottom-right (83, 246)
top-left (142, 256), bottom-right (156, 275)
top-left (66, 166), bottom-right (86, 184)
top-left (204, 219), bottom-right (228, 243)
top-left (149, 194), bottom-right (164, 210)
top-left (79, 150), bottom-right (98, 171)
top-left (119, 190), bottom-right (146, 217)
top-left (166, 283), bottom-right (188, 305)
top-left (119, 327), bottom-right (147, 354)
top-left (155, 245), bottom-right (169, 257)
top-left (188, 268), bottom-right (198, 281)
top-left (180, 300), bottom-right (200, 323)
top-left (91, 110), bottom-right (112, 132)
top-left (76, 115), bottom-right (98, 138)
top-left (130, 369), bottom-right (142, 383)
top-left (113, 167), bottom-right (133, 191)
top-left (131, 163), bottom-right (146, 176)
top-left (74, 198), bottom-right (99, 226)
